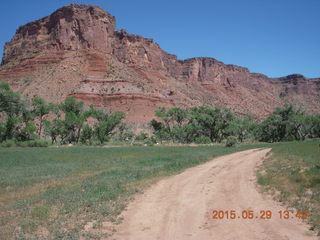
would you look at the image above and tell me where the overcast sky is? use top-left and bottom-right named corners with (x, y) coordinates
top-left (1, 0), bottom-right (319, 78)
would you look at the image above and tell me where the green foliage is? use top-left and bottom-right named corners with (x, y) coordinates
top-left (31, 96), bottom-right (52, 136)
top-left (150, 105), bottom-right (320, 145)
top-left (16, 140), bottom-right (49, 147)
top-left (115, 123), bottom-right (134, 141)
top-left (149, 119), bottom-right (164, 131)
top-left (44, 119), bottom-right (65, 144)
top-left (170, 125), bottom-right (188, 143)
top-left (256, 104), bottom-right (308, 142)
top-left (226, 136), bottom-right (237, 147)
top-left (150, 106), bottom-right (236, 144)
top-left (194, 136), bottom-right (212, 144)
top-left (0, 85), bottom-right (46, 143)
top-left (167, 107), bottom-right (188, 127)
top-left (60, 97), bottom-right (84, 115)
top-left (143, 136), bottom-right (157, 146)
top-left (0, 82), bottom-right (10, 91)
top-left (80, 124), bottom-right (93, 145)
top-left (0, 84), bottom-right (23, 141)
top-left (149, 119), bottom-right (170, 143)
top-left (226, 115), bottom-right (256, 142)
top-left (27, 140), bottom-right (49, 147)
top-left (0, 84), bottom-right (127, 146)
top-left (59, 97), bottom-right (87, 144)
top-left (0, 83), bottom-right (22, 118)
top-left (191, 106), bottom-right (235, 142)
top-left (135, 132), bottom-right (148, 141)
top-left (14, 122), bottom-right (37, 141)
top-left (303, 114), bottom-right (320, 138)
top-left (155, 107), bottom-right (171, 128)
top-left (0, 122), bottom-right (5, 141)
top-left (94, 111), bottom-right (125, 144)
top-left (1, 139), bottom-right (15, 147)
top-left (1, 83), bottom-right (320, 147)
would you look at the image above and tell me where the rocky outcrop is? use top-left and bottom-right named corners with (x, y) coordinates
top-left (1, 4), bottom-right (319, 124)
top-left (2, 4), bottom-right (115, 65)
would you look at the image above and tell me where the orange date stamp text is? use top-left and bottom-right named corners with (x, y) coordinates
top-left (211, 210), bottom-right (309, 220)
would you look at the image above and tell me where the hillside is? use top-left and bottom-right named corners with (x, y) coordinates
top-left (1, 4), bottom-right (319, 124)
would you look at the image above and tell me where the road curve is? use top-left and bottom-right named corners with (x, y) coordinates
top-left (113, 148), bottom-right (317, 240)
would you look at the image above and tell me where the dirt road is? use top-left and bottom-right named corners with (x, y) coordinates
top-left (113, 148), bottom-right (317, 240)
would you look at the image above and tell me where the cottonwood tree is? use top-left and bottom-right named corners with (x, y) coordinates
top-left (226, 115), bottom-right (256, 142)
top-left (256, 104), bottom-right (308, 142)
top-left (189, 106), bottom-right (235, 142)
top-left (31, 96), bottom-right (52, 137)
top-left (0, 83), bottom-right (24, 141)
top-left (93, 109), bottom-right (125, 144)
top-left (150, 106), bottom-right (235, 143)
top-left (59, 98), bottom-right (92, 143)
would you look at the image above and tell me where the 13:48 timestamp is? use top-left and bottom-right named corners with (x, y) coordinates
top-left (211, 210), bottom-right (309, 220)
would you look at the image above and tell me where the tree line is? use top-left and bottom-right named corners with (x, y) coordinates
top-left (1, 82), bottom-right (319, 147)
top-left (149, 105), bottom-right (320, 145)
top-left (0, 83), bottom-right (128, 146)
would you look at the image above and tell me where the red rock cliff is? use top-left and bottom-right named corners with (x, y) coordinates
top-left (1, 4), bottom-right (319, 124)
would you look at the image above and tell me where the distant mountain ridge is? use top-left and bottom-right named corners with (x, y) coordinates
top-left (1, 4), bottom-right (319, 123)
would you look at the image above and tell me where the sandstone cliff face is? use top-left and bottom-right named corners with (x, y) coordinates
top-left (2, 4), bottom-right (115, 65)
top-left (1, 4), bottom-right (319, 124)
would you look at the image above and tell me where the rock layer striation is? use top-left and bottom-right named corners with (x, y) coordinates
top-left (1, 4), bottom-right (319, 123)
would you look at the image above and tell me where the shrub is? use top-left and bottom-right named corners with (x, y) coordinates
top-left (121, 132), bottom-right (134, 141)
top-left (80, 125), bottom-right (93, 145)
top-left (15, 141), bottom-right (29, 147)
top-left (135, 132), bottom-right (148, 141)
top-left (1, 140), bottom-right (15, 147)
top-left (226, 136), bottom-right (237, 147)
top-left (31, 140), bottom-right (49, 147)
top-left (143, 136), bottom-right (157, 146)
top-left (132, 142), bottom-right (144, 146)
top-left (194, 136), bottom-right (212, 144)
top-left (18, 140), bottom-right (49, 147)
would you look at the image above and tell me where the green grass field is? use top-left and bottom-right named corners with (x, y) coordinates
top-left (0, 144), bottom-right (263, 239)
top-left (1, 140), bottom-right (319, 239)
top-left (257, 139), bottom-right (320, 232)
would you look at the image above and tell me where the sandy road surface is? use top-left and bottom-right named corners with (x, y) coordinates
top-left (113, 148), bottom-right (317, 240)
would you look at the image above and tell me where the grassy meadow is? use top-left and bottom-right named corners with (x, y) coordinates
top-left (0, 144), bottom-right (262, 239)
top-left (1, 140), bottom-right (319, 239)
top-left (257, 139), bottom-right (320, 232)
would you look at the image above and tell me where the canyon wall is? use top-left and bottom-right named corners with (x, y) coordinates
top-left (1, 4), bottom-right (319, 123)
